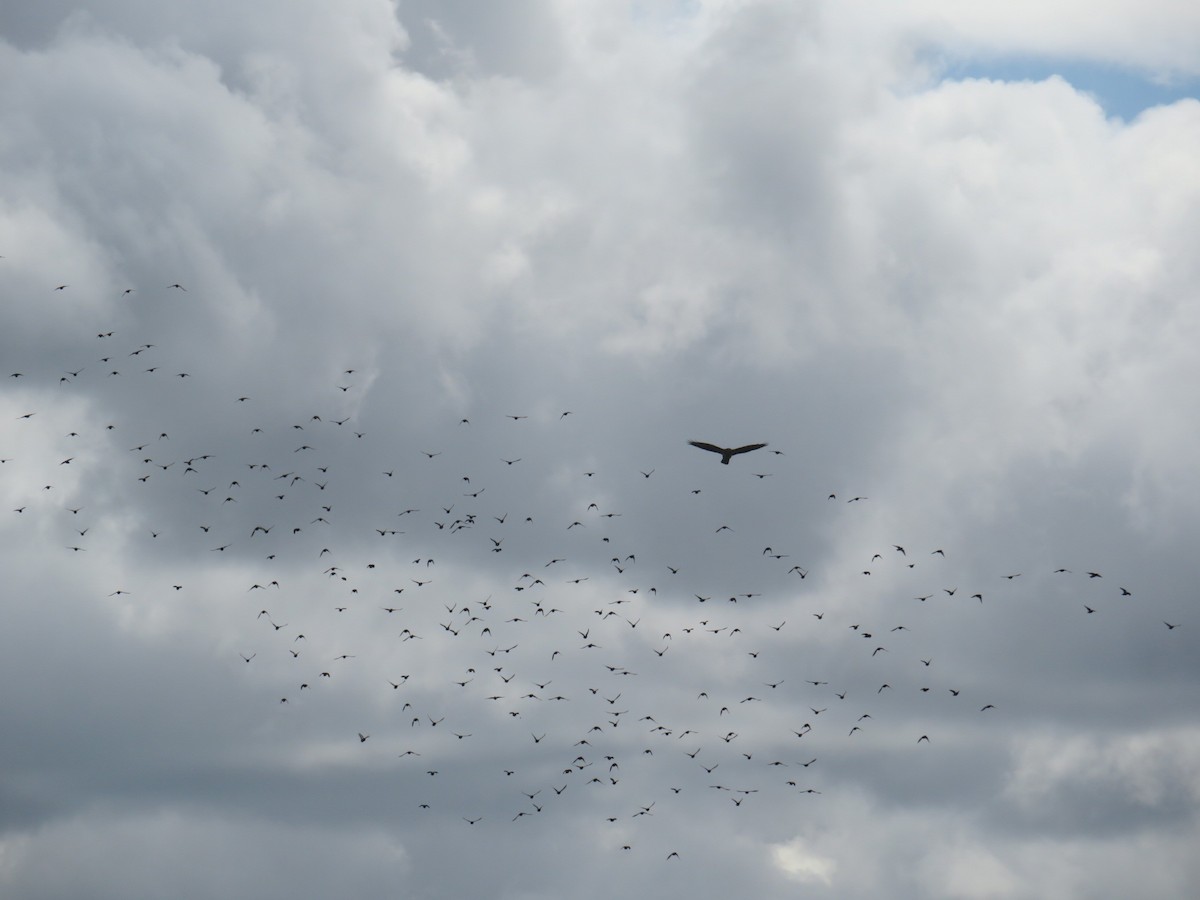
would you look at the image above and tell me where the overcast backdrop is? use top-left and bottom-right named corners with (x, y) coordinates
top-left (2, 2), bottom-right (1199, 899)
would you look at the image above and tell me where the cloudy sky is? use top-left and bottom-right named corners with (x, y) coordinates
top-left (2, 2), bottom-right (1199, 898)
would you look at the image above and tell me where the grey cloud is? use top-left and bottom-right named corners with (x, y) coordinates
top-left (1, 4), bottom-right (1198, 900)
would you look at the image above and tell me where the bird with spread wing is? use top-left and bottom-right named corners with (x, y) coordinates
top-left (688, 440), bottom-right (768, 464)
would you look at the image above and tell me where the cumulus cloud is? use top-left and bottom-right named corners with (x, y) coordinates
top-left (0, 2), bottom-right (1197, 899)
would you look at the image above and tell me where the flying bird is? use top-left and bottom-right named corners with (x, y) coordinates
top-left (687, 440), bottom-right (768, 465)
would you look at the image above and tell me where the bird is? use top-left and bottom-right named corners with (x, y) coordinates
top-left (687, 440), bottom-right (768, 464)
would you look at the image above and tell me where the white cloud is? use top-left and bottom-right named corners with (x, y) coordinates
top-left (770, 836), bottom-right (837, 884)
top-left (1, 3), bottom-right (1198, 899)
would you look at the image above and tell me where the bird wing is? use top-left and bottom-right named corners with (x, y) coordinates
top-left (728, 443), bottom-right (768, 456)
top-left (688, 441), bottom-right (727, 455)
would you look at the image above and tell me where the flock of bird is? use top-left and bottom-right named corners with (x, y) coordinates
top-left (2, 279), bottom-right (1187, 863)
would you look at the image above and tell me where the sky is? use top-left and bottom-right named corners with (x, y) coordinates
top-left (1, 2), bottom-right (1199, 898)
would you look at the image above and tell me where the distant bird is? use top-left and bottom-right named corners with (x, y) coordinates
top-left (687, 440), bottom-right (768, 465)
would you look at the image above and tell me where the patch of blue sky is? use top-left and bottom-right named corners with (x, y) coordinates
top-left (938, 56), bottom-right (1199, 121)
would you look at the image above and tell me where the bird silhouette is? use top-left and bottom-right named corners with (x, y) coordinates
top-left (687, 440), bottom-right (768, 464)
